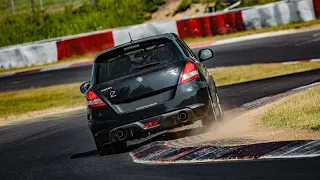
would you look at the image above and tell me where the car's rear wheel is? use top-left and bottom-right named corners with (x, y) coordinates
top-left (214, 92), bottom-right (224, 121)
top-left (202, 92), bottom-right (217, 128)
top-left (95, 140), bottom-right (127, 156)
top-left (202, 90), bottom-right (223, 128)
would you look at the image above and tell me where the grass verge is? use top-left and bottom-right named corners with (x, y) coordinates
top-left (209, 61), bottom-right (320, 86)
top-left (262, 86), bottom-right (320, 131)
top-left (0, 0), bottom-right (166, 47)
top-left (0, 0), bottom-right (88, 17)
top-left (0, 83), bottom-right (84, 121)
top-left (184, 19), bottom-right (320, 44)
top-left (1, 62), bottom-right (320, 121)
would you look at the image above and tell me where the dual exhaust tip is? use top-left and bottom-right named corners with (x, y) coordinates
top-left (114, 111), bottom-right (188, 140)
top-left (178, 111), bottom-right (188, 122)
top-left (114, 129), bottom-right (126, 141)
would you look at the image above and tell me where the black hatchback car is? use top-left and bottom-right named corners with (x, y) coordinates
top-left (80, 33), bottom-right (223, 155)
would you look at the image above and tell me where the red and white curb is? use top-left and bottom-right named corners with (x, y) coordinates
top-left (130, 140), bottom-right (320, 164)
top-left (130, 82), bottom-right (320, 164)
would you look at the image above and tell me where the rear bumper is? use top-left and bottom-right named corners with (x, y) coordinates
top-left (89, 80), bottom-right (211, 145)
top-left (91, 103), bottom-right (209, 145)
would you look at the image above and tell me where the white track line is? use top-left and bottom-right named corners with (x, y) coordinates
top-left (282, 61), bottom-right (299, 64)
top-left (260, 154), bottom-right (320, 159)
top-left (40, 64), bottom-right (72, 72)
top-left (212, 30), bottom-right (297, 46)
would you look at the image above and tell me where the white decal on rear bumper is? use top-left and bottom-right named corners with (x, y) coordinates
top-left (136, 103), bottom-right (158, 110)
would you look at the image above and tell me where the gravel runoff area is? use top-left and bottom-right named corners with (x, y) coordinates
top-left (161, 82), bottom-right (320, 148)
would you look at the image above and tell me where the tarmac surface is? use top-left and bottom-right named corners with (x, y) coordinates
top-left (0, 68), bottom-right (319, 179)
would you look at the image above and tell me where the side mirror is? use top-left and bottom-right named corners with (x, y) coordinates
top-left (198, 49), bottom-right (214, 62)
top-left (80, 81), bottom-right (91, 94)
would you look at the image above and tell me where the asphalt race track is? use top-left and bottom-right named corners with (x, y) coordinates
top-left (1, 29), bottom-right (320, 92)
top-left (194, 29), bottom-right (320, 67)
top-left (0, 68), bottom-right (319, 179)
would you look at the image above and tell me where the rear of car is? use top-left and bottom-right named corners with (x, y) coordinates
top-left (84, 34), bottom-right (216, 155)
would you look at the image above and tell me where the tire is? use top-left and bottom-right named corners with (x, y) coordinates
top-left (95, 140), bottom-right (127, 156)
top-left (214, 92), bottom-right (224, 121)
top-left (202, 85), bottom-right (224, 127)
top-left (201, 90), bottom-right (218, 128)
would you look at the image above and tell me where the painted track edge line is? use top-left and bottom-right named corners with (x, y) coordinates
top-left (260, 154), bottom-right (320, 159)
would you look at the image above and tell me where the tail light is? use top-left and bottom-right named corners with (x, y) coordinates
top-left (180, 61), bottom-right (199, 84)
top-left (86, 89), bottom-right (106, 108)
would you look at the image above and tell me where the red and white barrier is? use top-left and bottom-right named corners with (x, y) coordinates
top-left (57, 31), bottom-right (114, 60)
top-left (0, 0), bottom-right (319, 69)
top-left (176, 10), bottom-right (246, 39)
top-left (113, 20), bottom-right (178, 46)
top-left (313, 0), bottom-right (320, 17)
top-left (242, 0), bottom-right (316, 29)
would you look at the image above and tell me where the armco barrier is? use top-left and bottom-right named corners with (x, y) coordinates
top-left (242, 0), bottom-right (316, 29)
top-left (176, 11), bottom-right (246, 39)
top-left (57, 31), bottom-right (114, 60)
top-left (313, 0), bottom-right (320, 17)
top-left (0, 42), bottom-right (57, 69)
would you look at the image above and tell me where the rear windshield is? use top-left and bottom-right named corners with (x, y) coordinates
top-left (95, 38), bottom-right (183, 83)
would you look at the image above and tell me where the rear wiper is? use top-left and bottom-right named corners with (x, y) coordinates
top-left (135, 62), bottom-right (160, 71)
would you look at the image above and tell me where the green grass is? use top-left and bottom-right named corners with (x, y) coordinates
top-left (1, 61), bottom-right (320, 121)
top-left (262, 86), bottom-right (320, 131)
top-left (0, 0), bottom-right (315, 48)
top-left (0, 0), bottom-right (165, 47)
top-left (311, 125), bottom-right (320, 131)
top-left (209, 61), bottom-right (320, 86)
top-left (0, 0), bottom-right (87, 16)
top-left (173, 0), bottom-right (204, 15)
top-left (0, 83), bottom-right (84, 121)
top-left (184, 19), bottom-right (320, 44)
top-left (174, 0), bottom-right (192, 15)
